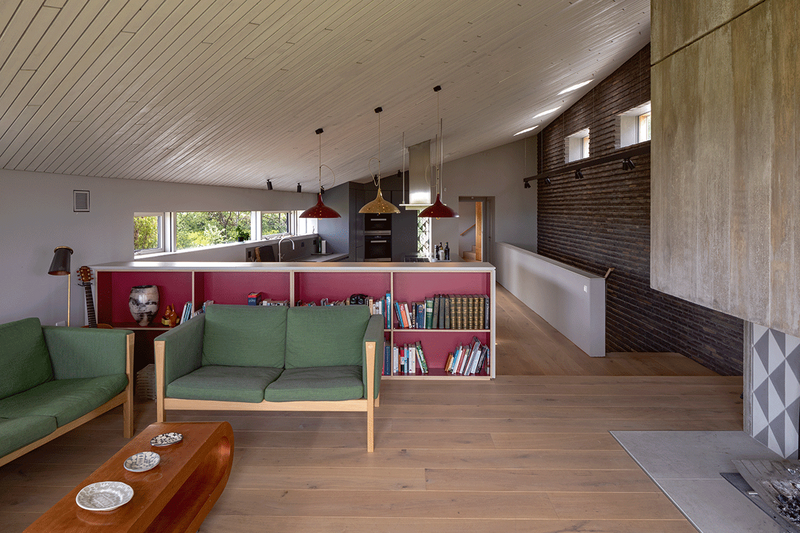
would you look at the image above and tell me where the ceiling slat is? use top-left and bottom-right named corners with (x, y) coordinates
top-left (0, 0), bottom-right (650, 190)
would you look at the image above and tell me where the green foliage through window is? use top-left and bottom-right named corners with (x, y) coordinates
top-left (134, 215), bottom-right (161, 251)
top-left (176, 211), bottom-right (251, 250)
top-left (262, 212), bottom-right (288, 236)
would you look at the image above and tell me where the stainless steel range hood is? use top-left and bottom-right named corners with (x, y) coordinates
top-left (400, 140), bottom-right (434, 210)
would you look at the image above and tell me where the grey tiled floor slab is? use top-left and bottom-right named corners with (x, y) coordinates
top-left (612, 431), bottom-right (788, 533)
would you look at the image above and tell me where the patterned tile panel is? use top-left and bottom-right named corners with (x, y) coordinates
top-left (750, 324), bottom-right (800, 458)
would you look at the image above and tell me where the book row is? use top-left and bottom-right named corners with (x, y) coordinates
top-left (383, 336), bottom-right (490, 376)
top-left (394, 294), bottom-right (490, 330)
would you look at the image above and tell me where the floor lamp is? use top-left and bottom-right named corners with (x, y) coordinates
top-left (48, 246), bottom-right (73, 327)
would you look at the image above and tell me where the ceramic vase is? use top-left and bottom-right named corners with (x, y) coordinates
top-left (129, 285), bottom-right (159, 326)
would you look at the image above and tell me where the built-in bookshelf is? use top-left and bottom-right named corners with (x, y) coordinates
top-left (92, 261), bottom-right (496, 380)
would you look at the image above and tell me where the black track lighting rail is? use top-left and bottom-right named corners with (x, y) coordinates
top-left (523, 141), bottom-right (650, 186)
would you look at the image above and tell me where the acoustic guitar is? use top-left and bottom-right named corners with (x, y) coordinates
top-left (77, 266), bottom-right (112, 328)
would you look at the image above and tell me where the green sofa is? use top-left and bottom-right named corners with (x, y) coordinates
top-left (154, 304), bottom-right (383, 451)
top-left (0, 318), bottom-right (134, 467)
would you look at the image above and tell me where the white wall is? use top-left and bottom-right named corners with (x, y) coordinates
top-left (495, 243), bottom-right (606, 357)
top-left (0, 169), bottom-right (312, 326)
top-left (430, 137), bottom-right (537, 263)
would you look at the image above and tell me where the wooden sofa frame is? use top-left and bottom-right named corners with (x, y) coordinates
top-left (154, 340), bottom-right (379, 452)
top-left (0, 332), bottom-right (134, 468)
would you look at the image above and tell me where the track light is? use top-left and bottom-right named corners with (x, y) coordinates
top-left (575, 169), bottom-right (584, 180)
top-left (297, 183), bottom-right (302, 193)
top-left (266, 179), bottom-right (273, 190)
top-left (622, 158), bottom-right (636, 170)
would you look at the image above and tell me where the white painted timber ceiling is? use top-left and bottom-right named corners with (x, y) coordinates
top-left (0, 0), bottom-right (650, 192)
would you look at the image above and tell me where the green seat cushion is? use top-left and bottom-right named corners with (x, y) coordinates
top-left (0, 416), bottom-right (58, 458)
top-left (167, 365), bottom-right (282, 403)
top-left (202, 305), bottom-right (287, 368)
top-left (264, 366), bottom-right (364, 401)
top-left (0, 375), bottom-right (128, 426)
top-left (0, 318), bottom-right (53, 400)
top-left (285, 306), bottom-right (369, 368)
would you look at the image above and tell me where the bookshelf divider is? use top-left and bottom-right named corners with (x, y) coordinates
top-left (93, 261), bottom-right (495, 380)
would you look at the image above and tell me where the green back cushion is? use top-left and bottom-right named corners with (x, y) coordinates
top-left (285, 306), bottom-right (369, 368)
top-left (0, 318), bottom-right (53, 400)
top-left (202, 305), bottom-right (287, 367)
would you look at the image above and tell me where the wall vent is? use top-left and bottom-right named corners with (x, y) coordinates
top-left (73, 190), bottom-right (90, 212)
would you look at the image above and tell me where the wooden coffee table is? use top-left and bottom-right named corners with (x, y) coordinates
top-left (24, 421), bottom-right (234, 533)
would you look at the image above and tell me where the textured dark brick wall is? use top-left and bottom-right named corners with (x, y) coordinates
top-left (536, 44), bottom-right (744, 376)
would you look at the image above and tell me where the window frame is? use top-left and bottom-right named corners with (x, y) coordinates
top-left (619, 102), bottom-right (652, 148)
top-left (565, 128), bottom-right (591, 163)
top-left (134, 210), bottom-right (311, 258)
top-left (133, 212), bottom-right (170, 256)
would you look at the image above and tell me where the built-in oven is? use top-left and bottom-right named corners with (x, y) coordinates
top-left (364, 214), bottom-right (391, 232)
top-left (364, 232), bottom-right (391, 262)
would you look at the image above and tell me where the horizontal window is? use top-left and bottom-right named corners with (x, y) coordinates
top-left (133, 210), bottom-right (312, 257)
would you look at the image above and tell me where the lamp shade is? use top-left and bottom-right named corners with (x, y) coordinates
top-left (48, 246), bottom-right (73, 275)
top-left (418, 193), bottom-right (457, 218)
top-left (299, 193), bottom-right (340, 219)
top-left (359, 187), bottom-right (400, 214)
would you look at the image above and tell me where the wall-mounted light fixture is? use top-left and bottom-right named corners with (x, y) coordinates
top-left (297, 183), bottom-right (302, 193)
top-left (544, 177), bottom-right (552, 185)
top-left (266, 179), bottom-right (273, 190)
top-left (524, 181), bottom-right (531, 189)
top-left (622, 158), bottom-right (636, 170)
top-left (575, 169), bottom-right (584, 180)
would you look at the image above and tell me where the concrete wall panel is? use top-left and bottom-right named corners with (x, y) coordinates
top-left (652, 0), bottom-right (800, 338)
top-left (652, 0), bottom-right (764, 62)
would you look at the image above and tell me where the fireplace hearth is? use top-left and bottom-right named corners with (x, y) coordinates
top-left (730, 459), bottom-right (800, 532)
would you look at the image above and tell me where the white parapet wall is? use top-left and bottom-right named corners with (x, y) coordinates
top-left (495, 243), bottom-right (605, 357)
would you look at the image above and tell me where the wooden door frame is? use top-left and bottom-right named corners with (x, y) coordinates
top-left (459, 196), bottom-right (494, 264)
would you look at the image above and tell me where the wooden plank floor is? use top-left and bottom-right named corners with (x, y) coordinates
top-left (0, 284), bottom-right (743, 532)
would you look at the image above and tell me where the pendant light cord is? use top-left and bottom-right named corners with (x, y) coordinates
top-left (316, 127), bottom-right (335, 191)
top-left (369, 107), bottom-right (383, 188)
top-left (434, 85), bottom-right (443, 197)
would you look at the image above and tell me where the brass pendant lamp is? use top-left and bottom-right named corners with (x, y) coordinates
top-left (420, 85), bottom-right (457, 218)
top-left (360, 107), bottom-right (400, 214)
top-left (300, 128), bottom-right (340, 219)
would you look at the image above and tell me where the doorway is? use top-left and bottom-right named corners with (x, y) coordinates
top-left (458, 196), bottom-right (493, 263)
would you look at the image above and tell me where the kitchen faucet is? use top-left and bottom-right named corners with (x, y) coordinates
top-left (278, 235), bottom-right (295, 262)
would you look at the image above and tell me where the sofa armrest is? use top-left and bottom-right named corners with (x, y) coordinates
top-left (154, 314), bottom-right (205, 385)
top-left (362, 314), bottom-right (384, 399)
top-left (43, 326), bottom-right (133, 379)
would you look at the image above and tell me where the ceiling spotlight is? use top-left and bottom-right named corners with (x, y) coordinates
top-left (558, 80), bottom-right (593, 95)
top-left (514, 125), bottom-right (538, 136)
top-left (622, 158), bottom-right (636, 170)
top-left (575, 169), bottom-right (584, 180)
top-left (544, 177), bottom-right (552, 185)
top-left (532, 106), bottom-right (561, 119)
top-left (524, 181), bottom-right (531, 189)
top-left (297, 183), bottom-right (302, 193)
top-left (266, 179), bottom-right (273, 191)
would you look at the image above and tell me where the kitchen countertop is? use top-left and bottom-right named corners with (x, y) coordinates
top-left (299, 252), bottom-right (349, 262)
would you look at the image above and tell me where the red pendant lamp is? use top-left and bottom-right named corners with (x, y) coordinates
top-left (419, 85), bottom-right (457, 218)
top-left (300, 128), bottom-right (340, 219)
